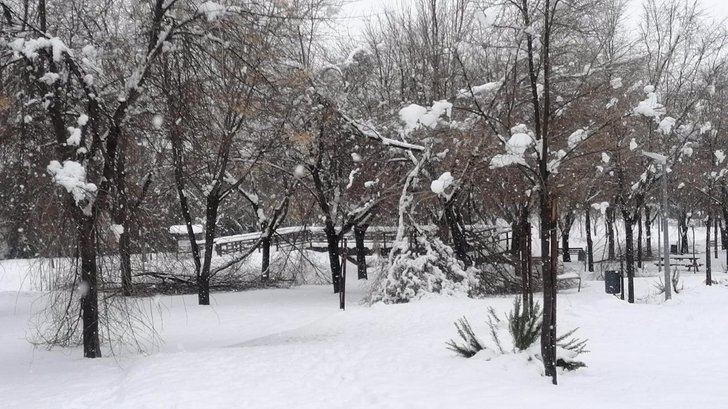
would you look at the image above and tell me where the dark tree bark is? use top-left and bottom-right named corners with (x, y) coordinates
top-left (115, 135), bottom-right (133, 296)
top-left (645, 205), bottom-right (653, 258)
top-left (519, 208), bottom-right (531, 312)
top-left (585, 206), bottom-right (594, 272)
top-left (622, 212), bottom-right (636, 303)
top-left (261, 236), bottom-right (271, 280)
top-left (561, 211), bottom-right (574, 262)
top-left (706, 215), bottom-right (712, 286)
top-left (444, 202), bottom-right (470, 266)
top-left (714, 216), bottom-right (719, 258)
top-left (169, 107), bottom-right (202, 291)
top-left (78, 218), bottom-right (101, 358)
top-left (720, 207), bottom-right (728, 249)
top-left (119, 231), bottom-right (132, 295)
top-left (324, 220), bottom-right (342, 293)
top-left (542, 196), bottom-right (558, 383)
top-left (637, 210), bottom-right (643, 269)
top-left (606, 206), bottom-right (616, 260)
top-left (679, 211), bottom-right (689, 254)
top-left (354, 224), bottom-right (368, 280)
top-left (199, 195), bottom-right (221, 305)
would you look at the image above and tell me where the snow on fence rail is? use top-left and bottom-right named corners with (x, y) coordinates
top-left (209, 224), bottom-right (513, 256)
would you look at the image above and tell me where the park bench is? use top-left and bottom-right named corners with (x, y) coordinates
top-left (559, 247), bottom-right (586, 262)
top-left (532, 256), bottom-right (582, 292)
top-left (655, 255), bottom-right (703, 272)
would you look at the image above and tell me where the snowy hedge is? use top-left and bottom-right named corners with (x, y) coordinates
top-left (368, 236), bottom-right (480, 304)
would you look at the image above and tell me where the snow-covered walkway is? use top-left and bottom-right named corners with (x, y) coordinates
top-left (2, 271), bottom-right (728, 409)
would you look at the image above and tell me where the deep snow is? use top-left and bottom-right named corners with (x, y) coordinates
top-left (1, 222), bottom-right (727, 408)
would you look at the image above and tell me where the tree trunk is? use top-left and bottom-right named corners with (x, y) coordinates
top-left (645, 206), bottom-right (652, 258)
top-left (354, 224), bottom-right (368, 280)
top-left (261, 235), bottom-right (271, 280)
top-left (444, 203), bottom-right (470, 266)
top-left (540, 194), bottom-right (557, 383)
top-left (720, 209), bottom-right (727, 250)
top-left (119, 230), bottom-right (132, 296)
top-left (199, 195), bottom-right (220, 305)
top-left (706, 215), bottom-right (712, 286)
top-left (78, 218), bottom-right (101, 358)
top-left (511, 219), bottom-right (521, 256)
top-left (115, 135), bottom-right (133, 296)
top-left (679, 211), bottom-right (689, 254)
top-left (585, 206), bottom-right (594, 272)
top-left (623, 214), bottom-right (635, 303)
top-left (606, 206), bottom-right (616, 260)
top-left (561, 211), bottom-right (574, 262)
top-left (519, 208), bottom-right (530, 311)
top-left (170, 110), bottom-right (202, 284)
top-left (324, 220), bottom-right (341, 293)
top-left (714, 216), bottom-right (719, 259)
top-left (637, 210), bottom-right (642, 269)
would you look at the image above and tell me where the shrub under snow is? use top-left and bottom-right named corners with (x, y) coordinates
top-left (368, 236), bottom-right (479, 304)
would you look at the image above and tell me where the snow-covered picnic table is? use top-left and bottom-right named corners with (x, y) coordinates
top-left (656, 254), bottom-right (703, 272)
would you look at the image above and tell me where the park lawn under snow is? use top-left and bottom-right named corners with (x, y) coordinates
top-left (2, 260), bottom-right (728, 408)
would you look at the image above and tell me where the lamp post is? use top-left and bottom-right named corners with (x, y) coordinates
top-left (643, 151), bottom-right (671, 300)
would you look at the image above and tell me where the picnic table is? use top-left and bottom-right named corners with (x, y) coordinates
top-left (531, 256), bottom-right (582, 291)
top-left (655, 254), bottom-right (703, 272)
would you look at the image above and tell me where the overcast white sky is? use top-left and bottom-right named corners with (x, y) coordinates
top-left (334, 0), bottom-right (728, 37)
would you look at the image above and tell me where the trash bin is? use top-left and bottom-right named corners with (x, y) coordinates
top-left (605, 270), bottom-right (621, 294)
top-left (577, 249), bottom-right (586, 262)
top-left (670, 244), bottom-right (678, 254)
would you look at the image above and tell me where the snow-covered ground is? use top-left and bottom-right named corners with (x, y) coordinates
top-left (2, 251), bottom-right (728, 408)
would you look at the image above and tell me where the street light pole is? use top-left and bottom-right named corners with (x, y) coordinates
top-left (642, 151), bottom-right (672, 301)
top-left (661, 163), bottom-right (671, 300)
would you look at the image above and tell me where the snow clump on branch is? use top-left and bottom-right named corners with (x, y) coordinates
top-left (399, 100), bottom-right (452, 134)
top-left (430, 172), bottom-right (454, 197)
top-left (47, 160), bottom-right (97, 212)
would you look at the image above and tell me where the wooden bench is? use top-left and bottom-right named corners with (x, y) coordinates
top-left (557, 272), bottom-right (582, 292)
top-left (655, 255), bottom-right (703, 272)
top-left (532, 257), bottom-right (581, 291)
top-left (559, 247), bottom-right (586, 262)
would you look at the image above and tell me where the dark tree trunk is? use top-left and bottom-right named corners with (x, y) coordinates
top-left (720, 209), bottom-right (727, 250)
top-left (199, 195), bottom-right (220, 305)
top-left (170, 99), bottom-right (202, 285)
top-left (444, 203), bottom-right (470, 267)
top-left (511, 220), bottom-right (521, 256)
top-left (637, 210), bottom-right (643, 269)
top-left (119, 230), bottom-right (132, 296)
top-left (679, 211), bottom-right (689, 254)
top-left (116, 136), bottom-right (133, 296)
top-left (527, 218), bottom-right (534, 311)
top-left (261, 236), bottom-right (271, 281)
top-left (354, 224), bottom-right (368, 280)
top-left (79, 218), bottom-right (101, 358)
top-left (714, 216), bottom-right (719, 258)
top-left (706, 215), bottom-right (712, 286)
top-left (519, 208), bottom-right (531, 311)
top-left (561, 211), bottom-right (574, 262)
top-left (324, 220), bottom-right (342, 293)
top-left (645, 206), bottom-right (652, 258)
top-left (622, 213), bottom-right (635, 303)
top-left (585, 206), bottom-right (594, 272)
top-left (606, 206), bottom-right (616, 260)
top-left (540, 194), bottom-right (557, 383)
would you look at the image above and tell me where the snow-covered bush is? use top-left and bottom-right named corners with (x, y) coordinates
top-left (368, 235), bottom-right (479, 304)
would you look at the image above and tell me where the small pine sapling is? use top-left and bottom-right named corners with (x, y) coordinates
top-left (446, 317), bottom-right (486, 358)
top-left (447, 297), bottom-right (588, 372)
top-left (506, 297), bottom-right (543, 351)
